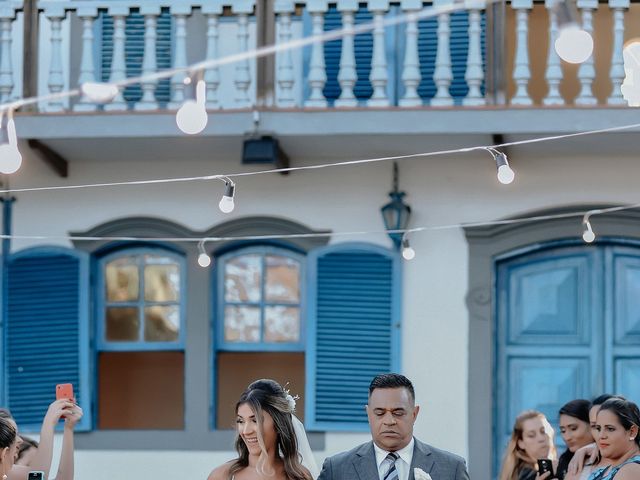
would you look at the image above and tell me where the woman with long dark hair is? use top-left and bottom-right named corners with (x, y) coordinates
top-left (556, 400), bottom-right (594, 479)
top-left (208, 379), bottom-right (317, 480)
top-left (0, 416), bottom-right (19, 480)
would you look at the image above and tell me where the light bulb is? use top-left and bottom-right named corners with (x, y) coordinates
top-left (197, 252), bottom-right (211, 267)
top-left (555, 25), bottom-right (593, 64)
top-left (497, 165), bottom-right (515, 185)
top-left (219, 195), bottom-right (235, 213)
top-left (402, 246), bottom-right (416, 260)
top-left (582, 221), bottom-right (595, 243)
top-left (176, 100), bottom-right (208, 135)
top-left (0, 143), bottom-right (22, 174)
top-left (81, 82), bottom-right (119, 103)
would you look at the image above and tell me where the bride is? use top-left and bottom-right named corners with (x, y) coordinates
top-left (208, 379), bottom-right (319, 480)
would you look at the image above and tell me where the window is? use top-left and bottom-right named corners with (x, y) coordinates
top-left (97, 248), bottom-right (185, 429)
top-left (214, 246), bottom-right (306, 428)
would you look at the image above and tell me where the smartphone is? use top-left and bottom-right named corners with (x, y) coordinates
top-left (55, 383), bottom-right (74, 401)
top-left (537, 459), bottom-right (555, 478)
top-left (28, 472), bottom-right (45, 480)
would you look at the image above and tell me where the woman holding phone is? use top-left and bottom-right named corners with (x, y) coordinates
top-left (498, 410), bottom-right (557, 480)
top-left (207, 379), bottom-right (318, 480)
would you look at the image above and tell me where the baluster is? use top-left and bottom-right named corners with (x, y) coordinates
top-left (432, 0), bottom-right (453, 106)
top-left (202, 4), bottom-right (222, 110)
top-left (305, 2), bottom-right (327, 108)
top-left (234, 13), bottom-right (252, 107)
top-left (543, 0), bottom-right (564, 105)
top-left (400, 5), bottom-right (421, 107)
top-left (275, 2), bottom-right (296, 107)
top-left (168, 5), bottom-right (191, 110)
top-left (45, 6), bottom-right (66, 111)
top-left (608, 0), bottom-right (629, 105)
top-left (74, 7), bottom-right (98, 111)
top-left (368, 2), bottom-right (390, 107)
top-left (0, 12), bottom-right (15, 104)
top-left (335, 1), bottom-right (358, 107)
top-left (104, 6), bottom-right (128, 111)
top-left (511, 0), bottom-right (532, 105)
top-left (463, 0), bottom-right (485, 106)
top-left (575, 0), bottom-right (597, 105)
top-left (135, 6), bottom-right (160, 111)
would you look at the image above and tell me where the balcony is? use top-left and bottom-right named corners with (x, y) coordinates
top-left (1, 0), bottom-right (638, 158)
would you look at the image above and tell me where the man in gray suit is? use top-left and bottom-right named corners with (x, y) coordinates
top-left (317, 373), bottom-right (470, 480)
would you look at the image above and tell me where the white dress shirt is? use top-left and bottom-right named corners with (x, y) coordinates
top-left (374, 438), bottom-right (415, 480)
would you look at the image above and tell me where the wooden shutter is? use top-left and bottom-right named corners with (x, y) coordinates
top-left (306, 243), bottom-right (400, 431)
top-left (5, 247), bottom-right (91, 431)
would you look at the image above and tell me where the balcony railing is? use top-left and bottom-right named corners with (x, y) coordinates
top-left (0, 0), bottom-right (634, 113)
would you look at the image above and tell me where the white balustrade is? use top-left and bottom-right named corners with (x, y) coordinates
top-left (167, 5), bottom-right (191, 110)
top-left (74, 7), bottom-right (98, 111)
top-left (45, 5), bottom-right (66, 112)
top-left (608, 0), bottom-right (629, 105)
top-left (334, 1), bottom-right (358, 107)
top-left (202, 3), bottom-right (222, 110)
top-left (463, 0), bottom-right (485, 106)
top-left (399, 3), bottom-right (421, 107)
top-left (543, 0), bottom-right (564, 106)
top-left (511, 0), bottom-right (532, 106)
top-left (135, 5), bottom-right (160, 111)
top-left (305, 0), bottom-right (328, 108)
top-left (575, 0), bottom-right (597, 105)
top-left (275, 1), bottom-right (296, 107)
top-left (0, 10), bottom-right (15, 105)
top-left (432, 0), bottom-right (453, 107)
top-left (368, 1), bottom-right (390, 107)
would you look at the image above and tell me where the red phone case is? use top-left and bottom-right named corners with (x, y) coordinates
top-left (56, 383), bottom-right (74, 401)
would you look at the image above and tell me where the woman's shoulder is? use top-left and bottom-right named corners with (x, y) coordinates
top-left (207, 461), bottom-right (234, 480)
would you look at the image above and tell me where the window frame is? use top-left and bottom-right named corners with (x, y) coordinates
top-left (214, 245), bottom-right (306, 353)
top-left (96, 246), bottom-right (187, 352)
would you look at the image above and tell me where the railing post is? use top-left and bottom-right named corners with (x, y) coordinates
top-left (463, 0), bottom-right (486, 106)
top-left (202, 3), bottom-right (222, 110)
top-left (232, 1), bottom-right (255, 108)
top-left (608, 0), bottom-right (629, 105)
top-left (432, 0), bottom-right (454, 106)
top-left (104, 5), bottom-right (129, 111)
top-left (167, 4), bottom-right (192, 110)
top-left (275, 0), bottom-right (296, 107)
top-left (368, 0), bottom-right (390, 107)
top-left (543, 0), bottom-right (564, 105)
top-left (510, 0), bottom-right (532, 105)
top-left (0, 8), bottom-right (16, 105)
top-left (135, 5), bottom-right (161, 111)
top-left (575, 0), bottom-right (597, 105)
top-left (335, 0), bottom-right (358, 108)
top-left (44, 5), bottom-right (66, 111)
top-left (74, 6), bottom-right (99, 111)
top-left (305, 0), bottom-right (328, 108)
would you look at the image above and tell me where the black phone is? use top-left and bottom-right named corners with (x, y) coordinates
top-left (537, 459), bottom-right (555, 478)
top-left (28, 472), bottom-right (45, 480)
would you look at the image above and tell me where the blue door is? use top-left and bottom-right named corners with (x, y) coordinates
top-left (495, 242), bottom-right (640, 476)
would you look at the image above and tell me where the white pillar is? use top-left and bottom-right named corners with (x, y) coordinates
top-left (135, 5), bottom-right (160, 111)
top-left (368, 1), bottom-right (390, 107)
top-left (104, 6), bottom-right (129, 111)
top-left (234, 13), bottom-right (252, 107)
top-left (168, 4), bottom-right (191, 110)
top-left (399, 1), bottom-right (422, 107)
top-left (305, 1), bottom-right (328, 108)
top-left (74, 7), bottom-right (99, 111)
top-left (575, 0), bottom-right (597, 105)
top-left (463, 0), bottom-right (485, 106)
top-left (608, 0), bottom-right (629, 105)
top-left (335, 1), bottom-right (358, 107)
top-left (0, 12), bottom-right (15, 104)
top-left (543, 0), bottom-right (564, 105)
top-left (510, 0), bottom-right (533, 105)
top-left (432, 0), bottom-right (454, 107)
top-left (202, 3), bottom-right (222, 110)
top-left (275, 1), bottom-right (296, 107)
top-left (45, 6), bottom-right (66, 111)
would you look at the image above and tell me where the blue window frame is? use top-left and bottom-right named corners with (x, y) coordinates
top-left (97, 247), bottom-right (186, 351)
top-left (215, 246), bottom-right (305, 352)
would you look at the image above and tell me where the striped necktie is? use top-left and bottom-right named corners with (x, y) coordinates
top-left (383, 452), bottom-right (399, 480)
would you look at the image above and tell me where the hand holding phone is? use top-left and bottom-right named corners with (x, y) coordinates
top-left (537, 459), bottom-right (555, 479)
top-left (28, 471), bottom-right (45, 480)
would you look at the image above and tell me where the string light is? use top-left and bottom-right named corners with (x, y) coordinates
top-left (80, 82), bottom-right (119, 103)
top-left (553, 0), bottom-right (593, 64)
top-left (197, 240), bottom-right (211, 267)
top-left (176, 73), bottom-right (208, 135)
top-left (218, 178), bottom-right (236, 213)
top-left (401, 236), bottom-right (416, 260)
top-left (582, 215), bottom-right (596, 243)
top-left (0, 109), bottom-right (22, 174)
top-left (485, 148), bottom-right (515, 185)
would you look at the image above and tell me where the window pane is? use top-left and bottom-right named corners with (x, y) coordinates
top-left (265, 255), bottom-right (300, 303)
top-left (144, 306), bottom-right (180, 342)
top-left (225, 255), bottom-right (262, 303)
top-left (224, 306), bottom-right (260, 342)
top-left (264, 306), bottom-right (300, 342)
top-left (106, 307), bottom-right (140, 341)
top-left (105, 257), bottom-right (139, 302)
top-left (144, 264), bottom-right (180, 302)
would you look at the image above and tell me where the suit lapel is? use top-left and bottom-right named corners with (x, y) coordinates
top-left (352, 442), bottom-right (380, 480)
top-left (409, 439), bottom-right (435, 480)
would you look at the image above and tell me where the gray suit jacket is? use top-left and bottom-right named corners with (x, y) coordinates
top-left (317, 438), bottom-right (470, 480)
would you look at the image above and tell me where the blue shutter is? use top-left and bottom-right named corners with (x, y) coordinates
top-left (5, 247), bottom-right (91, 431)
top-left (100, 9), bottom-right (172, 106)
top-left (306, 243), bottom-right (400, 431)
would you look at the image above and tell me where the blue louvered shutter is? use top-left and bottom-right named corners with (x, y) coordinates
top-left (5, 247), bottom-right (91, 432)
top-left (306, 243), bottom-right (400, 431)
top-left (100, 9), bottom-right (172, 107)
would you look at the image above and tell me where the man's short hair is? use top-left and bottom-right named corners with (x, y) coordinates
top-left (369, 373), bottom-right (415, 401)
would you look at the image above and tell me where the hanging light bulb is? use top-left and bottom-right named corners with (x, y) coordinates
top-left (219, 180), bottom-right (236, 213)
top-left (582, 219), bottom-right (596, 243)
top-left (80, 82), bottom-right (119, 103)
top-left (0, 110), bottom-right (22, 175)
top-left (489, 149), bottom-right (515, 185)
top-left (401, 237), bottom-right (416, 260)
top-left (553, 0), bottom-right (593, 64)
top-left (176, 75), bottom-right (208, 135)
top-left (197, 241), bottom-right (211, 267)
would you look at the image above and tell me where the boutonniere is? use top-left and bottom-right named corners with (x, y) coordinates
top-left (414, 467), bottom-right (433, 480)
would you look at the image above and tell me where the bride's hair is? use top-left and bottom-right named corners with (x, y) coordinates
top-left (228, 379), bottom-right (311, 480)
